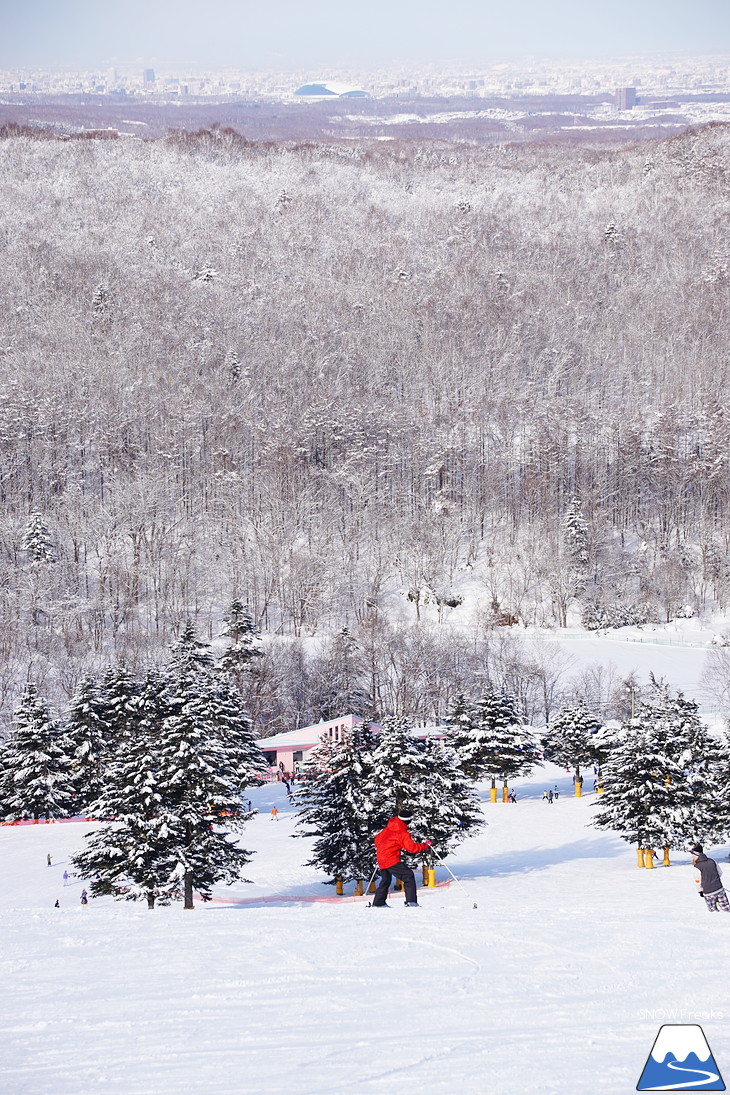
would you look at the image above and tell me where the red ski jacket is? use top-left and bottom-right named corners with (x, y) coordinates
top-left (374, 817), bottom-right (430, 869)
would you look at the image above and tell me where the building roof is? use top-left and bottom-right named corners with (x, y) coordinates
top-left (293, 82), bottom-right (369, 99)
top-left (256, 714), bottom-right (365, 750)
top-left (256, 716), bottom-right (442, 751)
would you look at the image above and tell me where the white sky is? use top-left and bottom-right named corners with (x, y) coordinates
top-left (2, 0), bottom-right (730, 70)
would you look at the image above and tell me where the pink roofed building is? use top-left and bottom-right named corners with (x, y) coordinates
top-left (256, 714), bottom-right (380, 774)
top-left (256, 715), bottom-right (445, 777)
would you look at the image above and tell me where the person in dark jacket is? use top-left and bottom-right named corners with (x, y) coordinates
top-left (690, 844), bottom-right (730, 913)
top-left (371, 813), bottom-right (431, 908)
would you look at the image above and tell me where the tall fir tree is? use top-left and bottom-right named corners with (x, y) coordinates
top-left (219, 600), bottom-right (263, 684)
top-left (365, 715), bottom-right (430, 821)
top-left (208, 670), bottom-right (268, 781)
top-left (151, 661), bottom-right (257, 908)
top-left (98, 664), bottom-right (142, 753)
top-left (169, 620), bottom-right (214, 673)
top-left (73, 630), bottom-right (263, 908)
top-left (404, 737), bottom-right (484, 865)
top-left (592, 715), bottom-right (690, 854)
top-left (445, 688), bottom-right (536, 798)
top-left (562, 497), bottom-right (589, 568)
top-left (542, 699), bottom-right (603, 790)
top-left (72, 710), bottom-right (177, 908)
top-left (22, 512), bottom-right (56, 564)
top-left (311, 628), bottom-right (371, 721)
top-left (295, 722), bottom-right (378, 885)
top-left (644, 680), bottom-right (729, 847)
top-left (708, 729), bottom-right (730, 846)
top-left (1, 684), bottom-right (74, 821)
top-left (65, 676), bottom-right (111, 811)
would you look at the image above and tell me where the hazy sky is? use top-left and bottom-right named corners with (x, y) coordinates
top-left (2, 0), bottom-right (730, 70)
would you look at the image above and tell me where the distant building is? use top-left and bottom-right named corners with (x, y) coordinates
top-left (256, 714), bottom-right (444, 773)
top-left (614, 87), bottom-right (637, 110)
top-left (143, 68), bottom-right (155, 86)
top-left (294, 82), bottom-right (370, 99)
top-left (257, 715), bottom-right (378, 771)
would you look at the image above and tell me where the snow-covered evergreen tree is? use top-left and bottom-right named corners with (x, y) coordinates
top-left (365, 715), bottom-right (429, 822)
top-left (404, 737), bottom-right (484, 864)
top-left (22, 513), bottom-right (56, 564)
top-left (442, 692), bottom-right (474, 758)
top-left (708, 729), bottom-right (730, 846)
top-left (295, 722), bottom-right (378, 885)
top-left (645, 680), bottom-right (729, 846)
top-left (445, 688), bottom-right (536, 798)
top-left (562, 498), bottom-right (589, 568)
top-left (543, 699), bottom-right (603, 790)
top-left (65, 676), bottom-right (112, 810)
top-left (1, 684), bottom-right (74, 820)
top-left (592, 715), bottom-right (690, 853)
top-left (208, 670), bottom-right (268, 781)
top-left (98, 664), bottom-right (142, 752)
top-left (73, 633), bottom-right (262, 909)
top-left (219, 600), bottom-right (263, 682)
top-left (151, 662), bottom-right (257, 908)
top-left (72, 712), bottom-right (177, 909)
top-left (169, 620), bottom-right (215, 672)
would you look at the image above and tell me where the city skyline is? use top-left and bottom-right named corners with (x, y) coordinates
top-left (3, 0), bottom-right (730, 71)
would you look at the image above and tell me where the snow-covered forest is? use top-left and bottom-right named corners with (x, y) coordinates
top-left (2, 123), bottom-right (730, 729)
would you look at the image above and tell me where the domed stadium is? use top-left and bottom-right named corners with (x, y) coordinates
top-left (293, 82), bottom-right (370, 99)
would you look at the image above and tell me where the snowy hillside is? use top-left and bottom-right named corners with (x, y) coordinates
top-left (2, 768), bottom-right (728, 1095)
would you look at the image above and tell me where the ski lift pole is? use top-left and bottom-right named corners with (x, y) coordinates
top-left (432, 849), bottom-right (476, 907)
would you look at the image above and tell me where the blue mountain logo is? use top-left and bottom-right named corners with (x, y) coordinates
top-left (638, 1025), bottom-right (725, 1090)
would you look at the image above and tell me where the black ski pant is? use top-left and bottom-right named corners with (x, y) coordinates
top-left (373, 861), bottom-right (417, 905)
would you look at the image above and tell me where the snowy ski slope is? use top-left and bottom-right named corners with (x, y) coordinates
top-left (2, 766), bottom-right (729, 1095)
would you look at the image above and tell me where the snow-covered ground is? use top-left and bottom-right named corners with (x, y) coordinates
top-left (2, 769), bottom-right (729, 1095)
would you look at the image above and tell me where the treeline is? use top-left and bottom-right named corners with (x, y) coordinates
top-left (0, 623), bottom-right (266, 907)
top-left (1, 123), bottom-right (729, 725)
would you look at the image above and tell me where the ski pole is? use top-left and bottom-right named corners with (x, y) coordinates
top-left (362, 865), bottom-right (379, 901)
top-left (432, 850), bottom-right (476, 906)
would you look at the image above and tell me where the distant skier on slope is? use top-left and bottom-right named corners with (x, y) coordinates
top-left (371, 812), bottom-right (431, 908)
top-left (691, 844), bottom-right (730, 913)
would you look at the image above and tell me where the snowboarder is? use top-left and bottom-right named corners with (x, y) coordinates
top-left (509, 789), bottom-right (517, 803)
top-left (80, 889), bottom-right (88, 906)
top-left (690, 844), bottom-right (730, 913)
top-left (270, 806), bottom-right (279, 821)
top-left (54, 899), bottom-right (59, 908)
top-left (371, 813), bottom-right (431, 908)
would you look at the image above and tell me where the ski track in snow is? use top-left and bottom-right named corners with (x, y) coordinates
top-left (2, 766), bottom-right (730, 1095)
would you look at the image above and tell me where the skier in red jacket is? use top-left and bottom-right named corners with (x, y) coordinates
top-left (371, 812), bottom-right (431, 907)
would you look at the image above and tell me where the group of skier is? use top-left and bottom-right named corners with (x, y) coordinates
top-left (365, 822), bottom-right (730, 913)
top-left (42, 809), bottom-right (730, 915)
